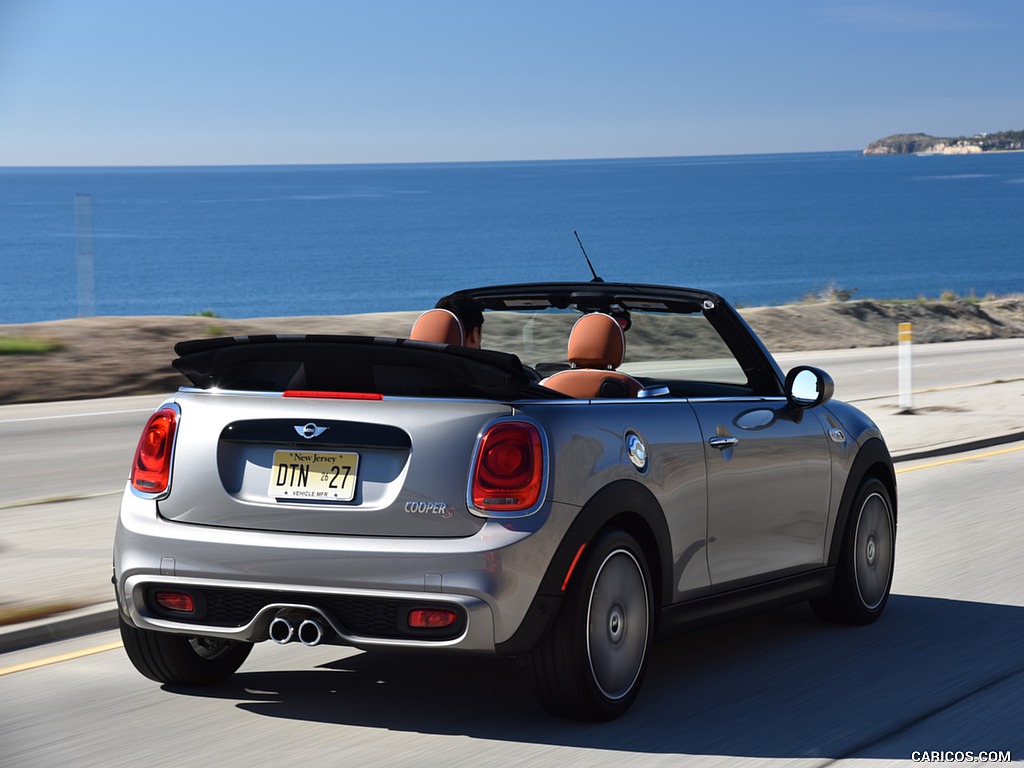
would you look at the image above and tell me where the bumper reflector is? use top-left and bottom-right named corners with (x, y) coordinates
top-left (154, 591), bottom-right (195, 613)
top-left (408, 608), bottom-right (458, 629)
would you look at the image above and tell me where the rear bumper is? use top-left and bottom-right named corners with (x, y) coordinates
top-left (119, 574), bottom-right (495, 650)
top-left (113, 485), bottom-right (575, 652)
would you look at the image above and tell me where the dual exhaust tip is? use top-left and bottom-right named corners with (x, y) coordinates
top-left (269, 616), bottom-right (326, 646)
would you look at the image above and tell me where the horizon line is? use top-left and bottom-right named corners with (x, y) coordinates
top-left (0, 148), bottom-right (865, 171)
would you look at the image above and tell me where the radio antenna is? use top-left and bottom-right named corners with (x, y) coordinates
top-left (574, 230), bottom-right (603, 282)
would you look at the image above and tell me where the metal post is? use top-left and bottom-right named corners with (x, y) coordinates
top-left (898, 322), bottom-right (912, 412)
top-left (74, 193), bottom-right (95, 317)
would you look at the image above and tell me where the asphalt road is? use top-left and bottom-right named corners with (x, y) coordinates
top-left (773, 336), bottom-right (1024, 401)
top-left (1, 443), bottom-right (1021, 767)
top-left (0, 395), bottom-right (165, 508)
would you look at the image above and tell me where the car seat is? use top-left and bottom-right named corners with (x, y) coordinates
top-left (540, 312), bottom-right (642, 398)
top-left (409, 308), bottom-right (465, 345)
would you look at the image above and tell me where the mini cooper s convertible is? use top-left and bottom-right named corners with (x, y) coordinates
top-left (114, 281), bottom-right (896, 720)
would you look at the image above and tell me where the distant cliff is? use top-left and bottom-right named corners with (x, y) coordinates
top-left (864, 130), bottom-right (1024, 155)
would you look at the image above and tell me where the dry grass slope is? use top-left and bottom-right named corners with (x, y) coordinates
top-left (2, 297), bottom-right (1023, 405)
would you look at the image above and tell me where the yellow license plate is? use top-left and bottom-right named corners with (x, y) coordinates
top-left (269, 450), bottom-right (359, 501)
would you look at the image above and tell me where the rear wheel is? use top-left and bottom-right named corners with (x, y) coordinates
top-left (119, 615), bottom-right (252, 685)
top-left (528, 530), bottom-right (653, 720)
top-left (812, 477), bottom-right (895, 624)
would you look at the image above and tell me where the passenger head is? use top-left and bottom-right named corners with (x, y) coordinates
top-left (435, 293), bottom-right (484, 348)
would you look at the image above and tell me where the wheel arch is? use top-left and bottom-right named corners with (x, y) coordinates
top-left (827, 437), bottom-right (897, 567)
top-left (551, 479), bottom-right (670, 607)
top-left (495, 479), bottom-right (671, 656)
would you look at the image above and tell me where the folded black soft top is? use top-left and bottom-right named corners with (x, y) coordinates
top-left (173, 334), bottom-right (561, 400)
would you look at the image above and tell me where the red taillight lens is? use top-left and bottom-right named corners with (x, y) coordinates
top-left (471, 421), bottom-right (544, 512)
top-left (408, 608), bottom-right (458, 629)
top-left (130, 407), bottom-right (178, 494)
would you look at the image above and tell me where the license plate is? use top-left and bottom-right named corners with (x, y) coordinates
top-left (269, 450), bottom-right (359, 501)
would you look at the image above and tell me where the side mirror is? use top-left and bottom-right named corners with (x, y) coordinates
top-left (785, 366), bottom-right (834, 409)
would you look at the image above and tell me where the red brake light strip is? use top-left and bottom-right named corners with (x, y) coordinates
top-left (283, 391), bottom-right (383, 400)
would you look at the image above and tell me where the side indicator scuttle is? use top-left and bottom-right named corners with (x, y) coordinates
top-left (130, 405), bottom-right (179, 497)
top-left (469, 419), bottom-right (547, 517)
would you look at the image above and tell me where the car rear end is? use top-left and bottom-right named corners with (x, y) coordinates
top-left (114, 384), bottom-right (566, 654)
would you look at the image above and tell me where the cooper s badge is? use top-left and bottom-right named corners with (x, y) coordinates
top-left (404, 501), bottom-right (454, 519)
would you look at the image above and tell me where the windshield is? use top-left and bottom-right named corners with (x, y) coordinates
top-left (481, 307), bottom-right (748, 388)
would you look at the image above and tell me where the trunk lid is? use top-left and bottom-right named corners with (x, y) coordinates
top-left (157, 392), bottom-right (512, 537)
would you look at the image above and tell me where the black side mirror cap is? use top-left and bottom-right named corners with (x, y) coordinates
top-left (785, 366), bottom-right (835, 409)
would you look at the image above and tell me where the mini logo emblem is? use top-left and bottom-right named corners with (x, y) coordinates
top-left (626, 431), bottom-right (648, 471)
top-left (295, 422), bottom-right (328, 439)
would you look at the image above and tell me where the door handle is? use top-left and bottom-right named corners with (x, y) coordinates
top-left (709, 436), bottom-right (739, 450)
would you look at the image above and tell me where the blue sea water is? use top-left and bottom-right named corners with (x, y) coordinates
top-left (2, 151), bottom-right (1023, 324)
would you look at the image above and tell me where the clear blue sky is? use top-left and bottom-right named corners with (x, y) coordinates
top-left (0, 0), bottom-right (1020, 166)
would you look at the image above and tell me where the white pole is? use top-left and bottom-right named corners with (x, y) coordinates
top-left (74, 193), bottom-right (95, 317)
top-left (898, 322), bottom-right (912, 411)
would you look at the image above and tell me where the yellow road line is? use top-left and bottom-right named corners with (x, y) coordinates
top-left (897, 444), bottom-right (1024, 474)
top-left (0, 641), bottom-right (123, 677)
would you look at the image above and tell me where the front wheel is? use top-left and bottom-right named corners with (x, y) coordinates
top-left (119, 616), bottom-right (252, 685)
top-left (812, 477), bottom-right (895, 624)
top-left (528, 530), bottom-right (653, 720)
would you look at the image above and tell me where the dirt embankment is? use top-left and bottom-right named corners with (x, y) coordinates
top-left (3, 297), bottom-right (1024, 405)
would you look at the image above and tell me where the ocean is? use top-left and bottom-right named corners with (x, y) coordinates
top-left (2, 151), bottom-right (1023, 324)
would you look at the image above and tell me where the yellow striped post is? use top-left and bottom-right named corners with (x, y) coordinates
top-left (898, 322), bottom-right (913, 411)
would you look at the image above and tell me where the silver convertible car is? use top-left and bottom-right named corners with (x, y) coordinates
top-left (114, 281), bottom-right (896, 720)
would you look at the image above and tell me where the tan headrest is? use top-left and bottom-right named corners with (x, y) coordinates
top-left (410, 308), bottom-right (464, 345)
top-left (567, 312), bottom-right (625, 369)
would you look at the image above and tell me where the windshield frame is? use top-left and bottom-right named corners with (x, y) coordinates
top-left (458, 282), bottom-right (786, 397)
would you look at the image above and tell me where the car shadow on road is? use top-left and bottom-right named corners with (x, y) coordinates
top-left (167, 595), bottom-right (1024, 759)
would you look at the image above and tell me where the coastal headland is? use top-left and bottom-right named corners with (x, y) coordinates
top-left (3, 296), bottom-right (1023, 405)
top-left (864, 130), bottom-right (1024, 155)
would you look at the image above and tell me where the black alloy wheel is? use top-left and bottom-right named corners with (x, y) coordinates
top-left (812, 477), bottom-right (896, 624)
top-left (528, 529), bottom-right (653, 720)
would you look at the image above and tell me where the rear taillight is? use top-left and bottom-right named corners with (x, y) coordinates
top-left (470, 421), bottom-right (544, 514)
top-left (130, 406), bottom-right (178, 494)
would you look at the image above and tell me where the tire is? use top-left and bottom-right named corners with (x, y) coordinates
top-left (119, 615), bottom-right (253, 685)
top-left (812, 477), bottom-right (895, 624)
top-left (528, 530), bottom-right (653, 720)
